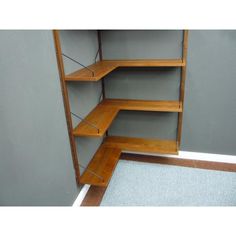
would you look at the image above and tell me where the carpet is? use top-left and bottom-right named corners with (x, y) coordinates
top-left (100, 159), bottom-right (236, 206)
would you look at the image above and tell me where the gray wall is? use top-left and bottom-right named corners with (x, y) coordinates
top-left (182, 31), bottom-right (236, 155)
top-left (102, 30), bottom-right (236, 155)
top-left (0, 30), bottom-right (79, 206)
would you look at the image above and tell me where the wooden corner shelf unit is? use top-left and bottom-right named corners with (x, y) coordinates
top-left (53, 30), bottom-right (188, 187)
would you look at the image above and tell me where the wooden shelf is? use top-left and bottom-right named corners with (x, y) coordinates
top-left (103, 136), bottom-right (178, 155)
top-left (79, 135), bottom-right (178, 186)
top-left (79, 144), bottom-right (121, 186)
top-left (102, 99), bottom-right (182, 112)
top-left (73, 99), bottom-right (182, 137)
top-left (65, 61), bottom-right (116, 81)
top-left (108, 59), bottom-right (185, 67)
top-left (73, 103), bottom-right (118, 137)
top-left (65, 59), bottom-right (185, 81)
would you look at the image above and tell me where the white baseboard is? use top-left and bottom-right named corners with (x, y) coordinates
top-left (180, 151), bottom-right (236, 163)
top-left (123, 150), bottom-right (236, 164)
top-left (73, 184), bottom-right (90, 207)
top-left (73, 150), bottom-right (236, 206)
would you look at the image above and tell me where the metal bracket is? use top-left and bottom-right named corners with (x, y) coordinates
top-left (94, 48), bottom-right (100, 63)
top-left (71, 112), bottom-right (99, 134)
top-left (99, 89), bottom-right (103, 102)
top-left (78, 163), bottom-right (104, 182)
top-left (62, 53), bottom-right (95, 77)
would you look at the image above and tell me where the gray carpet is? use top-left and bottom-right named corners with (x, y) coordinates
top-left (100, 160), bottom-right (236, 206)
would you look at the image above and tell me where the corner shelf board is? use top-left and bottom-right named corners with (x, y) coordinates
top-left (73, 99), bottom-right (182, 137)
top-left (102, 99), bottom-right (182, 112)
top-left (79, 144), bottom-right (121, 186)
top-left (79, 136), bottom-right (178, 186)
top-left (104, 136), bottom-right (178, 155)
top-left (73, 103), bottom-right (118, 137)
top-left (65, 59), bottom-right (185, 81)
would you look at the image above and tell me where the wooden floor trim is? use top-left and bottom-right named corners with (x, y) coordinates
top-left (120, 153), bottom-right (236, 172)
top-left (80, 186), bottom-right (107, 206)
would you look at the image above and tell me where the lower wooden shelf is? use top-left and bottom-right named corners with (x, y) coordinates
top-left (79, 136), bottom-right (178, 186)
top-left (79, 144), bottom-right (121, 186)
top-left (103, 136), bottom-right (178, 155)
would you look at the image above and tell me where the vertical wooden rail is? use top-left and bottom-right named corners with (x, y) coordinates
top-left (53, 30), bottom-right (81, 185)
top-left (97, 30), bottom-right (108, 137)
top-left (97, 30), bottom-right (106, 99)
top-left (177, 30), bottom-right (188, 147)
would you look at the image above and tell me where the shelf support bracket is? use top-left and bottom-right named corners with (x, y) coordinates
top-left (78, 163), bottom-right (105, 183)
top-left (62, 53), bottom-right (95, 77)
top-left (71, 112), bottom-right (100, 134)
top-left (94, 47), bottom-right (100, 63)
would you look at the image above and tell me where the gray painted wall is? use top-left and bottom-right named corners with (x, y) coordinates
top-left (0, 30), bottom-right (78, 205)
top-left (182, 31), bottom-right (236, 155)
top-left (102, 30), bottom-right (236, 155)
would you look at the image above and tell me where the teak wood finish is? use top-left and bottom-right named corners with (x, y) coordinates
top-left (73, 102), bottom-right (118, 137)
top-left (79, 136), bottom-right (178, 186)
top-left (53, 30), bottom-right (188, 187)
top-left (102, 99), bottom-right (182, 112)
top-left (104, 136), bottom-right (178, 155)
top-left (73, 99), bottom-right (182, 137)
top-left (65, 59), bottom-right (185, 81)
top-left (177, 30), bottom-right (188, 146)
top-left (79, 144), bottom-right (121, 186)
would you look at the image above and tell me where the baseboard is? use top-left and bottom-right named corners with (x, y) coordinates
top-left (123, 150), bottom-right (236, 164)
top-left (80, 186), bottom-right (107, 206)
top-left (72, 184), bottom-right (90, 207)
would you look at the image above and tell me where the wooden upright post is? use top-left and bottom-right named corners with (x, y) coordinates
top-left (53, 30), bottom-right (81, 185)
top-left (177, 30), bottom-right (188, 147)
top-left (97, 30), bottom-right (108, 137)
top-left (97, 30), bottom-right (106, 99)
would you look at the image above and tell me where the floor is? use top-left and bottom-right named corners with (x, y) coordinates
top-left (100, 160), bottom-right (236, 206)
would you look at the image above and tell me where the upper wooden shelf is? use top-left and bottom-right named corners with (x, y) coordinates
top-left (73, 99), bottom-right (182, 137)
top-left (65, 59), bottom-right (185, 81)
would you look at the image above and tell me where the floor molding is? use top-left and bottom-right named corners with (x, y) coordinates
top-left (72, 184), bottom-right (90, 207)
top-left (123, 150), bottom-right (236, 164)
top-left (121, 153), bottom-right (236, 172)
top-left (80, 186), bottom-right (107, 206)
